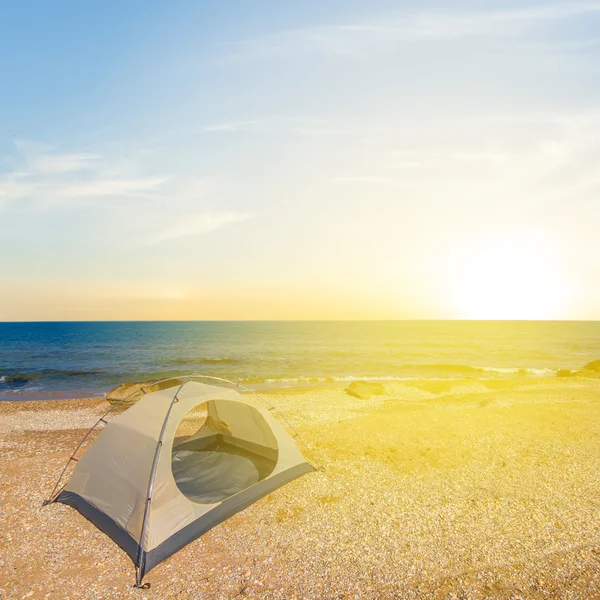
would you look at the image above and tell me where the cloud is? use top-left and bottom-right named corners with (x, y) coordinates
top-left (0, 174), bottom-right (167, 207)
top-left (199, 120), bottom-right (264, 132)
top-left (53, 177), bottom-right (167, 199)
top-left (231, 2), bottom-right (600, 58)
top-left (0, 142), bottom-right (166, 210)
top-left (198, 116), bottom-right (360, 137)
top-left (0, 141), bottom-right (250, 245)
top-left (449, 151), bottom-right (508, 164)
top-left (12, 140), bottom-right (99, 173)
top-left (30, 153), bottom-right (100, 174)
top-left (141, 212), bottom-right (251, 245)
top-left (330, 176), bottom-right (397, 185)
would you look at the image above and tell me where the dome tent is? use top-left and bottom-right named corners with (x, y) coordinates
top-left (46, 376), bottom-right (314, 587)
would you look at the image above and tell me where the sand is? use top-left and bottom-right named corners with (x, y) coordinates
top-left (1, 377), bottom-right (599, 599)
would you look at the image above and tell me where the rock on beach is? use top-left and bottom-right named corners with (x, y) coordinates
top-left (106, 379), bottom-right (182, 405)
top-left (345, 380), bottom-right (385, 399)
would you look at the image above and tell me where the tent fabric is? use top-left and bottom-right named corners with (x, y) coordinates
top-left (56, 381), bottom-right (314, 578)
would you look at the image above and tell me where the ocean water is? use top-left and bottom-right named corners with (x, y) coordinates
top-left (1, 321), bottom-right (599, 399)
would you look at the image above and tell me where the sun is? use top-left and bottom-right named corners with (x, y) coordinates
top-left (448, 230), bottom-right (568, 320)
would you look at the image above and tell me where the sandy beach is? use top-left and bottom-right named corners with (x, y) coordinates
top-left (1, 377), bottom-right (599, 599)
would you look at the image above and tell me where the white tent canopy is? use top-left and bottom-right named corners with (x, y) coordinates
top-left (50, 378), bottom-right (314, 584)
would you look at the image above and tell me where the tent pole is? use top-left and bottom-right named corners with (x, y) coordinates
top-left (134, 375), bottom-right (191, 588)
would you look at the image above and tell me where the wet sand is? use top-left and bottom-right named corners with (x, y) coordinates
top-left (1, 377), bottom-right (599, 599)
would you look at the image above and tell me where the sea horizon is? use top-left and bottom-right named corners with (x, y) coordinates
top-left (2, 319), bottom-right (599, 323)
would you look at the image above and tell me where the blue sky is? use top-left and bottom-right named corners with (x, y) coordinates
top-left (1, 1), bottom-right (600, 320)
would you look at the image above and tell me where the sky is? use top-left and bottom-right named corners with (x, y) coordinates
top-left (1, 1), bottom-right (600, 320)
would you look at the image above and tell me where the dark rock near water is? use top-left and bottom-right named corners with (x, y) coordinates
top-left (556, 369), bottom-right (573, 377)
top-left (345, 381), bottom-right (385, 400)
top-left (556, 360), bottom-right (600, 379)
top-left (582, 360), bottom-right (600, 372)
top-left (106, 379), bottom-right (182, 405)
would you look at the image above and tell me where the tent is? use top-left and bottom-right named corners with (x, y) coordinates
top-left (47, 377), bottom-right (314, 586)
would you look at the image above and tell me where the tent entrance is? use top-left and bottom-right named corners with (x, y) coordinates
top-left (172, 436), bottom-right (277, 504)
top-left (171, 397), bottom-right (280, 504)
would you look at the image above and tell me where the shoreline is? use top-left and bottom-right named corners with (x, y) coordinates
top-left (1, 372), bottom-right (596, 409)
top-left (0, 370), bottom-right (571, 403)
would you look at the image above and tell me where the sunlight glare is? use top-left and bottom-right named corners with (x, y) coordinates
top-left (449, 230), bottom-right (567, 320)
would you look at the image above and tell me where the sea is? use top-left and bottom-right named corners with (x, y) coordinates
top-left (1, 321), bottom-right (599, 400)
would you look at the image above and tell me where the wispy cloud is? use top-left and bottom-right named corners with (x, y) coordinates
top-left (141, 212), bottom-right (251, 246)
top-left (0, 140), bottom-right (252, 245)
top-left (449, 151), bottom-right (508, 164)
top-left (30, 152), bottom-right (100, 174)
top-left (199, 119), bottom-right (264, 133)
top-left (231, 2), bottom-right (600, 58)
top-left (330, 175), bottom-right (398, 185)
top-left (0, 141), bottom-right (166, 210)
top-left (0, 173), bottom-right (167, 207)
top-left (13, 140), bottom-right (100, 173)
top-left (198, 116), bottom-right (361, 137)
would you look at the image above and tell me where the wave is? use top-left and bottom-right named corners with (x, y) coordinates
top-left (480, 366), bottom-right (556, 376)
top-left (167, 357), bottom-right (240, 365)
top-left (401, 364), bottom-right (557, 377)
top-left (240, 364), bottom-right (558, 385)
top-left (372, 364), bottom-right (558, 378)
top-left (0, 372), bottom-right (43, 385)
top-left (407, 364), bottom-right (486, 376)
top-left (0, 369), bottom-right (102, 385)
